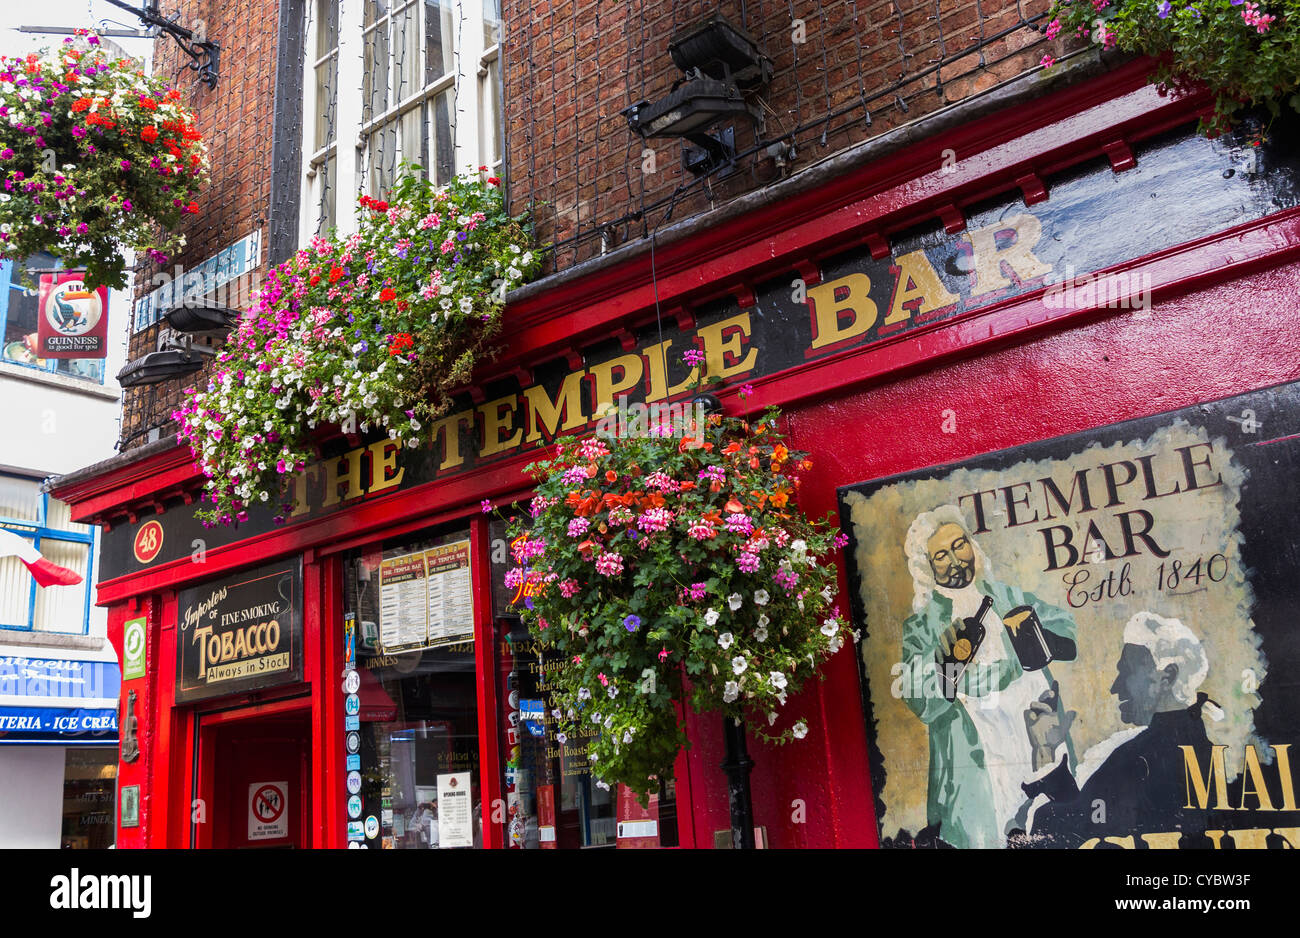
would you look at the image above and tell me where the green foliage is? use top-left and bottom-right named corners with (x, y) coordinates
top-left (505, 404), bottom-right (854, 798)
top-left (176, 167), bottom-right (540, 526)
top-left (1042, 0), bottom-right (1299, 135)
top-left (0, 34), bottom-right (209, 288)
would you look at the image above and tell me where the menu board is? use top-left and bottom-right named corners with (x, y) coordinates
top-left (426, 542), bottom-right (473, 642)
top-left (378, 539), bottom-right (474, 652)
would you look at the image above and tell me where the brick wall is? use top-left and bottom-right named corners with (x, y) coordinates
top-left (120, 0), bottom-right (279, 450)
top-left (502, 0), bottom-right (1052, 274)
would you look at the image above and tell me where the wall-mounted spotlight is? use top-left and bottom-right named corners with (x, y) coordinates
top-left (117, 349), bottom-right (204, 388)
top-left (624, 14), bottom-right (772, 177)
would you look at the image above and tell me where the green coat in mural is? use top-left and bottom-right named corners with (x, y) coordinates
top-left (899, 577), bottom-right (1077, 849)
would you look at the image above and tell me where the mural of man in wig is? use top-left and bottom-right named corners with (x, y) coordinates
top-left (1019, 611), bottom-right (1221, 847)
top-left (899, 504), bottom-right (1078, 848)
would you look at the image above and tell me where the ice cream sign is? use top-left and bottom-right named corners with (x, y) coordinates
top-left (37, 272), bottom-right (108, 359)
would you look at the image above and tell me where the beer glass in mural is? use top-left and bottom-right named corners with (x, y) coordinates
top-left (837, 382), bottom-right (1300, 849)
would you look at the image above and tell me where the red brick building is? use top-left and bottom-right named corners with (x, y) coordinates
top-left (52, 0), bottom-right (1300, 849)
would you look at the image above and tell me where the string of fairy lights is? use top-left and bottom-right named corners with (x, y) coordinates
top-left (510, 0), bottom-right (1049, 273)
top-left (114, 0), bottom-right (1046, 448)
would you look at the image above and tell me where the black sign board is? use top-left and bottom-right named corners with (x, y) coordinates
top-left (98, 119), bottom-right (1300, 583)
top-left (176, 559), bottom-right (304, 703)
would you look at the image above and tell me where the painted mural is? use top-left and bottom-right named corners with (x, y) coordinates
top-left (838, 382), bottom-right (1300, 849)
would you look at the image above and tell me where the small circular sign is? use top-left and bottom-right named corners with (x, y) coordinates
top-left (346, 771), bottom-right (362, 794)
top-left (344, 694), bottom-right (360, 716)
top-left (347, 795), bottom-right (362, 819)
top-left (342, 669), bottom-right (361, 695)
top-left (347, 842), bottom-right (361, 849)
top-left (133, 520), bottom-right (164, 564)
top-left (364, 815), bottom-right (379, 839)
top-left (345, 731), bottom-right (360, 754)
top-left (252, 784), bottom-right (285, 825)
top-left (43, 279), bottom-right (103, 336)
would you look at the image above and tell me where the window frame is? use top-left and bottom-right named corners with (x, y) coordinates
top-left (299, 0), bottom-right (503, 242)
top-left (0, 474), bottom-right (96, 634)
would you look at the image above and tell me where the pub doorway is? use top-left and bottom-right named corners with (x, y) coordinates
top-left (194, 703), bottom-right (311, 848)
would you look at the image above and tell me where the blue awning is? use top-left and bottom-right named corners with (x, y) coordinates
top-left (0, 644), bottom-right (120, 746)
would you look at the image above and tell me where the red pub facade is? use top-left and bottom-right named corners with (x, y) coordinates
top-left (50, 0), bottom-right (1300, 850)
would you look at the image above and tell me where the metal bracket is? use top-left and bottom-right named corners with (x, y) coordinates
top-left (102, 0), bottom-right (220, 88)
top-left (683, 126), bottom-right (737, 177)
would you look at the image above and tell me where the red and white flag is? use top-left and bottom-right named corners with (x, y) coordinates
top-left (0, 528), bottom-right (83, 588)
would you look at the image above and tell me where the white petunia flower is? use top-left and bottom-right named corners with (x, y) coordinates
top-left (753, 589), bottom-right (770, 606)
top-left (704, 608), bottom-right (719, 627)
top-left (821, 618), bottom-right (838, 638)
top-left (718, 632), bottom-right (734, 650)
top-left (731, 656), bottom-right (748, 676)
top-left (722, 681), bottom-right (740, 703)
top-left (727, 592), bottom-right (743, 611)
top-left (770, 671), bottom-right (787, 690)
top-left (754, 625), bottom-right (768, 642)
top-left (792, 721), bottom-right (808, 739)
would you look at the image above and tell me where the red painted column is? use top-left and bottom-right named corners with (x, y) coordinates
top-left (471, 516), bottom-right (504, 849)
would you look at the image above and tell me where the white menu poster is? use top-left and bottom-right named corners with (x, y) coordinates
top-left (437, 772), bottom-right (474, 848)
top-left (425, 540), bottom-right (473, 642)
top-left (377, 552), bottom-right (429, 651)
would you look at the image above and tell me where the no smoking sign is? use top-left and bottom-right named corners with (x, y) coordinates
top-left (248, 781), bottom-right (288, 841)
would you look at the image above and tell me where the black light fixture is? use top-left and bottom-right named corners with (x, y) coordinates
top-left (668, 15), bottom-right (774, 89)
top-left (117, 349), bottom-right (204, 388)
top-left (162, 303), bottom-right (239, 333)
top-left (624, 13), bottom-right (771, 177)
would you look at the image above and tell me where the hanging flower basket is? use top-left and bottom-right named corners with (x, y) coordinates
top-left (1040, 0), bottom-right (1299, 136)
top-left (175, 167), bottom-right (540, 526)
top-left (506, 372), bottom-right (854, 799)
top-left (0, 33), bottom-right (209, 288)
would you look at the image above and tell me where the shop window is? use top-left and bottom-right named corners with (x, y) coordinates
top-left (0, 255), bottom-right (105, 383)
top-left (343, 526), bottom-right (482, 848)
top-left (0, 474), bottom-right (94, 633)
top-left (498, 620), bottom-right (619, 848)
top-left (302, 0), bottom-right (504, 242)
top-left (61, 748), bottom-right (117, 849)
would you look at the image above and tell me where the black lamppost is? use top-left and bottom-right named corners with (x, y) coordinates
top-left (720, 717), bottom-right (756, 848)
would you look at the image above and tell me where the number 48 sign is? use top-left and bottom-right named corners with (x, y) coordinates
top-left (248, 781), bottom-right (288, 841)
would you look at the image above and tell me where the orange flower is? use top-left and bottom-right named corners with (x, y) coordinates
top-left (605, 470), bottom-right (618, 483)
top-left (770, 489), bottom-right (790, 508)
top-left (722, 442), bottom-right (743, 456)
top-left (772, 444), bottom-right (789, 463)
top-left (678, 480), bottom-right (697, 491)
top-left (749, 491), bottom-right (769, 509)
top-left (701, 510), bottom-right (724, 525)
top-left (723, 498), bottom-right (745, 514)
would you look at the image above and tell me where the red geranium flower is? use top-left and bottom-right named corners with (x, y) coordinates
top-left (487, 176), bottom-right (500, 186)
top-left (379, 287), bottom-right (397, 302)
top-left (328, 266), bottom-right (345, 283)
top-left (140, 125), bottom-right (158, 143)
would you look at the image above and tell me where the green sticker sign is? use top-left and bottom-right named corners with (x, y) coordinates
top-left (123, 617), bottom-right (146, 681)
